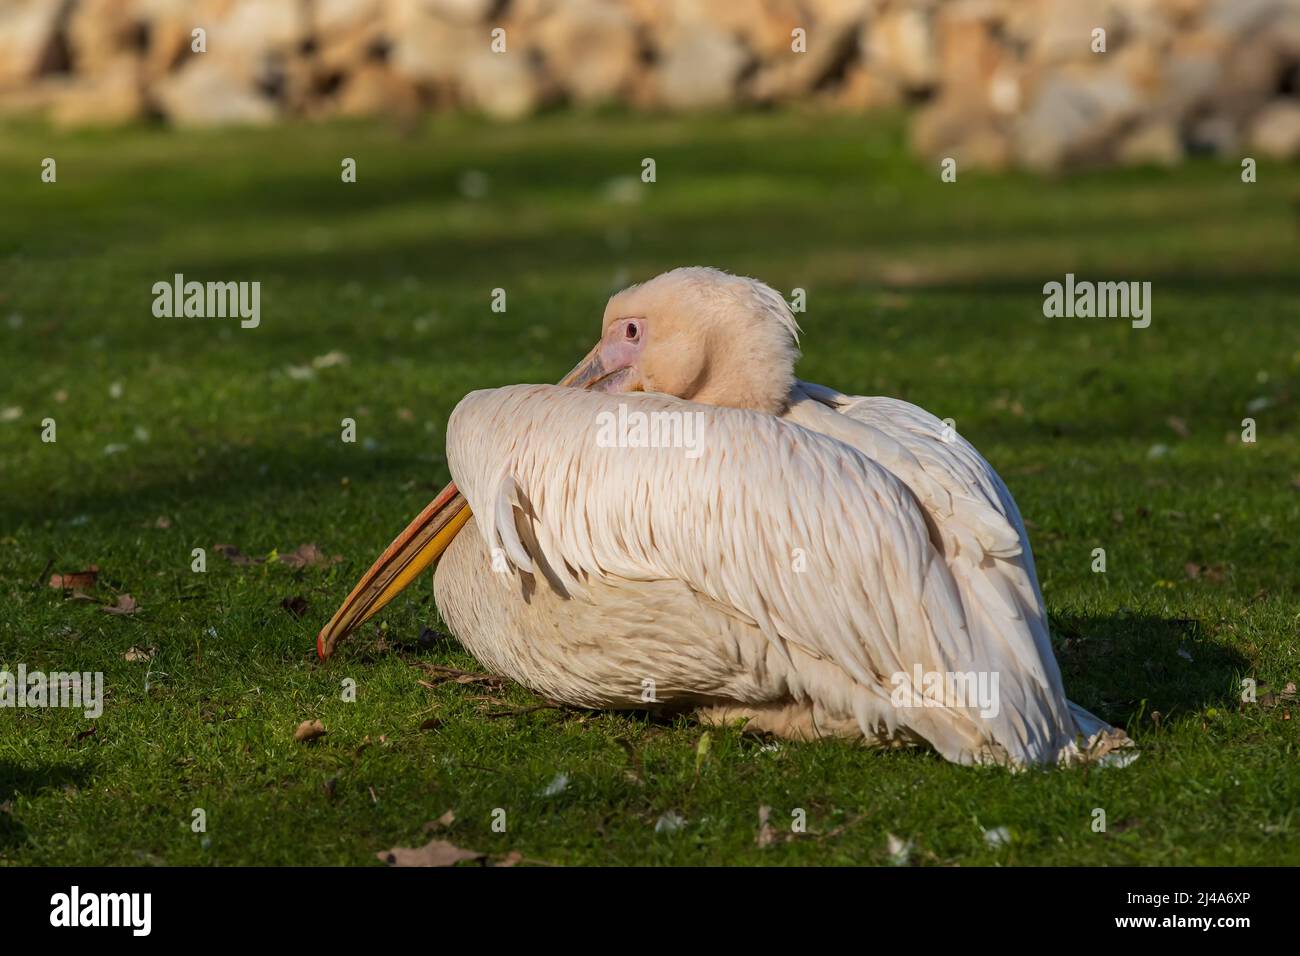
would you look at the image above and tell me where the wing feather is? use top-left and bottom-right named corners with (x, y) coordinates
top-left (445, 383), bottom-right (1096, 764)
top-left (784, 381), bottom-right (1111, 759)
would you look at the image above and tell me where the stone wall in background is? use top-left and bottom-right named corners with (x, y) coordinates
top-left (1, 0), bottom-right (1298, 170)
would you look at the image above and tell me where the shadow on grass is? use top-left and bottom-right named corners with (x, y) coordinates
top-left (0, 760), bottom-right (95, 851)
top-left (1051, 613), bottom-right (1247, 730)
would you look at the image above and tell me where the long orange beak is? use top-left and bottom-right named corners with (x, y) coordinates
top-left (317, 337), bottom-right (618, 659)
top-left (316, 481), bottom-right (472, 658)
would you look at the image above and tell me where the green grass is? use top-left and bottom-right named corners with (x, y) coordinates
top-left (1, 110), bottom-right (1298, 866)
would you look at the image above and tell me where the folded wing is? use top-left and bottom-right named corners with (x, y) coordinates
top-left (446, 383), bottom-right (1104, 764)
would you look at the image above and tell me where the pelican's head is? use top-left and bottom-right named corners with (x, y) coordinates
top-left (561, 267), bottom-right (802, 415)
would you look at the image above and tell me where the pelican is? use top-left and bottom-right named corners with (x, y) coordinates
top-left (318, 267), bottom-right (1129, 766)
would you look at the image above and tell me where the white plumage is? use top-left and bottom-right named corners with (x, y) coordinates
top-left (440, 382), bottom-right (1113, 765)
top-left (319, 266), bottom-right (1129, 767)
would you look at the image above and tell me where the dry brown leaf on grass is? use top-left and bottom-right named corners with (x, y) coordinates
top-left (213, 543), bottom-right (263, 566)
top-left (49, 565), bottom-right (99, 590)
top-left (279, 543), bottom-right (343, 569)
top-left (101, 594), bottom-right (140, 615)
top-left (294, 719), bottom-right (326, 743)
top-left (1258, 682), bottom-right (1298, 709)
top-left (124, 645), bottom-right (156, 662)
top-left (1184, 562), bottom-right (1226, 582)
top-left (421, 810), bottom-right (456, 833)
top-left (377, 838), bottom-right (484, 867)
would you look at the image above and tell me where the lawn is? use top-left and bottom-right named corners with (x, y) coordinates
top-left (0, 110), bottom-right (1298, 866)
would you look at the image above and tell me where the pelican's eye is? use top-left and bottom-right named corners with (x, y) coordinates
top-left (625, 322), bottom-right (639, 340)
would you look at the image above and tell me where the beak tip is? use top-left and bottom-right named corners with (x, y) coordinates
top-left (316, 631), bottom-right (329, 660)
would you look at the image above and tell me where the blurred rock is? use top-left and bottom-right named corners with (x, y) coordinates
top-left (0, 0), bottom-right (1295, 175)
top-left (865, 6), bottom-right (937, 93)
top-left (1249, 99), bottom-right (1300, 157)
top-left (387, 0), bottom-right (479, 86)
top-left (833, 63), bottom-right (903, 110)
top-left (66, 0), bottom-right (143, 77)
top-left (458, 51), bottom-right (542, 120)
top-left (535, 0), bottom-right (638, 106)
top-left (335, 63), bottom-right (422, 118)
top-left (1014, 70), bottom-right (1143, 171)
top-left (314, 0), bottom-right (389, 73)
top-left (154, 58), bottom-right (277, 126)
top-left (0, 0), bottom-right (65, 86)
top-left (1118, 121), bottom-right (1184, 166)
top-left (51, 57), bottom-right (145, 127)
top-left (751, 2), bottom-right (862, 102)
top-left (424, 0), bottom-right (499, 24)
top-left (657, 23), bottom-right (750, 109)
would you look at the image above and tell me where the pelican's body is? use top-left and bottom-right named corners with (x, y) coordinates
top-left (320, 267), bottom-right (1128, 767)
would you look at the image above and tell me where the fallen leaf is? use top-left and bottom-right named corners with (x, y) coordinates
top-left (1184, 562), bottom-right (1226, 582)
top-left (214, 543), bottom-right (263, 566)
top-left (539, 772), bottom-right (569, 797)
top-left (280, 595), bottom-right (309, 618)
top-left (294, 719), bottom-right (326, 743)
top-left (49, 565), bottom-right (99, 590)
top-left (279, 543), bottom-right (342, 569)
top-left (1166, 416), bottom-right (1190, 438)
top-left (124, 645), bottom-right (156, 662)
top-left (421, 810), bottom-right (456, 833)
top-left (312, 350), bottom-right (350, 369)
top-left (886, 833), bottom-right (913, 866)
top-left (492, 851), bottom-right (524, 867)
top-left (154, 515), bottom-right (172, 529)
top-left (654, 811), bottom-right (686, 834)
top-left (377, 838), bottom-right (484, 867)
top-left (418, 716), bottom-right (443, 731)
top-left (101, 594), bottom-right (140, 615)
top-left (756, 805), bottom-right (776, 848)
top-left (983, 825), bottom-right (1013, 847)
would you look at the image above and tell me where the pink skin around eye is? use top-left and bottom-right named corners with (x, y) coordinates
top-left (599, 317), bottom-right (644, 374)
